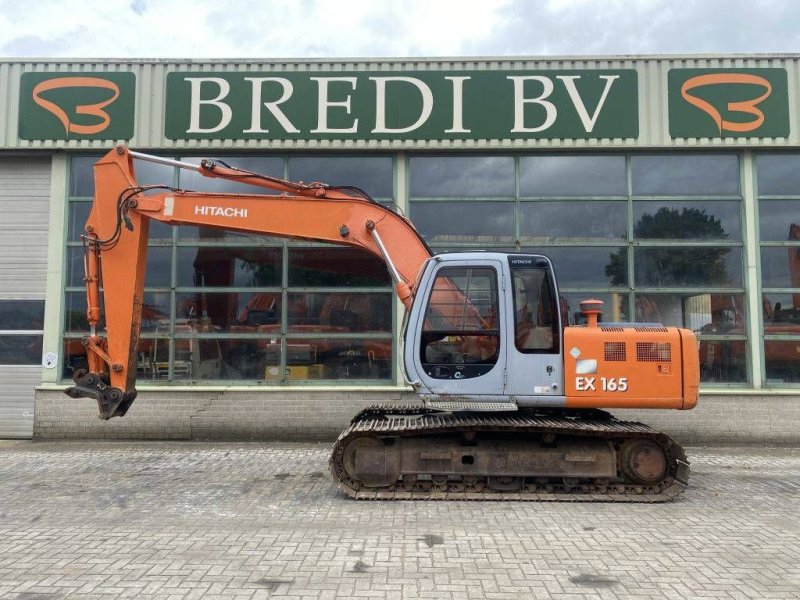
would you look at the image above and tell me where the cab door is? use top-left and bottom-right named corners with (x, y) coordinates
top-left (503, 256), bottom-right (565, 400)
top-left (405, 258), bottom-right (506, 396)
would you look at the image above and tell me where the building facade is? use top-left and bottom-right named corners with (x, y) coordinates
top-left (1, 55), bottom-right (799, 442)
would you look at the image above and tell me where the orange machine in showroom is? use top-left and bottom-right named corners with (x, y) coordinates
top-left (66, 146), bottom-right (699, 501)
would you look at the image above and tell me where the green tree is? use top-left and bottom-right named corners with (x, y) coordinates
top-left (606, 207), bottom-right (730, 286)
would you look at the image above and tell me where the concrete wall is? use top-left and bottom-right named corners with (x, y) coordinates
top-left (33, 388), bottom-right (800, 445)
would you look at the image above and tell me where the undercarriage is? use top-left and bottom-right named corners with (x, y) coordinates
top-left (329, 405), bottom-right (689, 502)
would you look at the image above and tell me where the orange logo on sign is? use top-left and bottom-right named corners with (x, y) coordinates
top-left (32, 77), bottom-right (120, 135)
top-left (680, 73), bottom-right (772, 134)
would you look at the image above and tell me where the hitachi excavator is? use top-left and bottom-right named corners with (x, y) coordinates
top-left (66, 146), bottom-right (699, 502)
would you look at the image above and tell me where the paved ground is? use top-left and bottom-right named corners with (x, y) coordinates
top-left (0, 441), bottom-right (798, 600)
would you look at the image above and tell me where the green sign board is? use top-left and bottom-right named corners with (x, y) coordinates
top-left (668, 68), bottom-right (789, 138)
top-left (18, 72), bottom-right (135, 141)
top-left (164, 70), bottom-right (638, 141)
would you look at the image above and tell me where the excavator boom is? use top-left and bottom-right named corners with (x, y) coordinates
top-left (68, 145), bottom-right (431, 418)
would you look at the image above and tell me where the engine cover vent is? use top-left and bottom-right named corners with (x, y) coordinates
top-left (636, 342), bottom-right (671, 362)
top-left (604, 341), bottom-right (626, 361)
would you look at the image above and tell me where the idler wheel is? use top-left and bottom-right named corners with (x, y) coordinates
top-left (341, 436), bottom-right (400, 488)
top-left (619, 439), bottom-right (668, 485)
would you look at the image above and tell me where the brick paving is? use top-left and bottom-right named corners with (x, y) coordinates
top-left (0, 440), bottom-right (798, 599)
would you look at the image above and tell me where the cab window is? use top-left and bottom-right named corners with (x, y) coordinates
top-left (511, 268), bottom-right (559, 353)
top-left (420, 267), bottom-right (499, 379)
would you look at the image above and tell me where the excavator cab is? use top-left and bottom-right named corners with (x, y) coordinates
top-left (404, 253), bottom-right (565, 410)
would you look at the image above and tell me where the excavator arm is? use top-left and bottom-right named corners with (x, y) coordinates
top-left (66, 145), bottom-right (432, 418)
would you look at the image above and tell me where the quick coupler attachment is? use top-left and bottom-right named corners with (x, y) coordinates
top-left (64, 370), bottom-right (137, 419)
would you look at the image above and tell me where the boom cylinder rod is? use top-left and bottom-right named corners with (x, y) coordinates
top-left (365, 220), bottom-right (414, 309)
top-left (127, 149), bottom-right (201, 172)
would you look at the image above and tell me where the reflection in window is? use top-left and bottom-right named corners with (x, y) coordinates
top-left (288, 156), bottom-right (393, 199)
top-left (511, 268), bottom-right (557, 353)
top-left (411, 201), bottom-right (515, 243)
top-left (68, 202), bottom-right (92, 241)
top-left (520, 201), bottom-right (626, 241)
top-left (69, 156), bottom-right (102, 197)
top-left (522, 247), bottom-right (627, 288)
top-left (289, 248), bottom-right (390, 287)
top-left (0, 335), bottom-right (43, 365)
top-left (421, 267), bottom-right (499, 378)
top-left (757, 154), bottom-right (800, 196)
top-left (758, 201), bottom-right (800, 241)
top-left (410, 156), bottom-right (514, 197)
top-left (519, 155), bottom-right (626, 196)
top-left (634, 248), bottom-right (742, 288)
top-left (0, 300), bottom-right (45, 366)
top-left (764, 341), bottom-right (800, 383)
top-left (0, 300), bottom-right (44, 330)
top-left (633, 201), bottom-right (741, 240)
top-left (698, 340), bottom-right (747, 383)
top-left (633, 294), bottom-right (745, 333)
top-left (760, 246), bottom-right (800, 288)
top-left (632, 155), bottom-right (739, 196)
top-left (177, 247), bottom-right (282, 288)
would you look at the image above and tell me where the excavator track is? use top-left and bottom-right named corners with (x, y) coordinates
top-left (329, 405), bottom-right (689, 502)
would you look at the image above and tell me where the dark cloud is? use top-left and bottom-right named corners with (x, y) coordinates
top-left (464, 0), bottom-right (800, 55)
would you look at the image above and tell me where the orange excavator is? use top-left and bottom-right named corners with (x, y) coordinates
top-left (66, 146), bottom-right (699, 501)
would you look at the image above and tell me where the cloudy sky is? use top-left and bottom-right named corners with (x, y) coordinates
top-left (0, 0), bottom-right (798, 59)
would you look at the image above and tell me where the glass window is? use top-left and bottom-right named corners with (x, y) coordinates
top-left (421, 267), bottom-right (500, 377)
top-left (519, 201), bottom-right (627, 242)
top-left (68, 202), bottom-right (92, 242)
top-left (762, 292), bottom-right (800, 336)
top-left (288, 292), bottom-right (392, 332)
top-left (758, 200), bottom-right (800, 241)
top-left (0, 335), bottom-right (43, 365)
top-left (0, 300), bottom-right (45, 366)
top-left (0, 300), bottom-right (44, 330)
top-left (177, 247), bottom-right (282, 288)
top-left (510, 267), bottom-right (557, 352)
top-left (632, 155), bottom-right (739, 196)
top-left (632, 293), bottom-right (746, 333)
top-left (284, 337), bottom-right (392, 380)
top-left (633, 201), bottom-right (741, 240)
top-left (634, 248), bottom-right (742, 288)
top-left (69, 156), bottom-right (101, 197)
top-left (522, 246), bottom-right (627, 288)
top-left (764, 341), bottom-right (800, 383)
top-left (519, 155), bottom-right (626, 196)
top-left (132, 159), bottom-right (175, 189)
top-left (141, 292), bottom-right (172, 332)
top-left (411, 201), bottom-right (515, 244)
top-left (288, 248), bottom-right (390, 287)
top-left (410, 156), bottom-right (514, 197)
top-left (760, 246), bottom-right (800, 288)
top-left (288, 156), bottom-right (393, 199)
top-left (698, 339), bottom-right (747, 383)
top-left (757, 154), bottom-right (800, 195)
